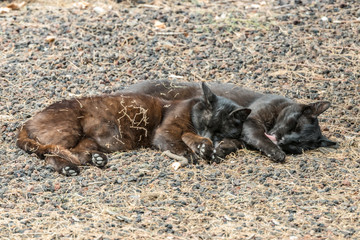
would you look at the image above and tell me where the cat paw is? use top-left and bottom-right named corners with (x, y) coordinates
top-left (210, 149), bottom-right (221, 164)
top-left (61, 166), bottom-right (80, 176)
top-left (214, 142), bottom-right (238, 159)
top-left (91, 153), bottom-right (108, 167)
top-left (268, 150), bottom-right (286, 163)
top-left (197, 139), bottom-right (214, 160)
top-left (213, 146), bottom-right (226, 159)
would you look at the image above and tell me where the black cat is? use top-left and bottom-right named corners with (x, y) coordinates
top-left (152, 82), bottom-right (251, 162)
top-left (240, 94), bottom-right (336, 162)
top-left (125, 80), bottom-right (337, 162)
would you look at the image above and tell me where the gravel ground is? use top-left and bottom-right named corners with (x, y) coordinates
top-left (0, 0), bottom-right (359, 239)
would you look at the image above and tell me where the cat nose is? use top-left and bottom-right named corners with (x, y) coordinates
top-left (265, 133), bottom-right (278, 144)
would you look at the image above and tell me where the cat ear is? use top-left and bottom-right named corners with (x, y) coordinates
top-left (303, 101), bottom-right (331, 117)
top-left (319, 136), bottom-right (338, 148)
top-left (230, 108), bottom-right (251, 122)
top-left (201, 82), bottom-right (216, 108)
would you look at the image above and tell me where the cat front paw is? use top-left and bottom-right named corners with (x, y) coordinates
top-left (61, 166), bottom-right (80, 176)
top-left (267, 149), bottom-right (286, 163)
top-left (91, 153), bottom-right (108, 167)
top-left (214, 143), bottom-right (236, 159)
top-left (210, 149), bottom-right (221, 164)
top-left (197, 139), bottom-right (214, 161)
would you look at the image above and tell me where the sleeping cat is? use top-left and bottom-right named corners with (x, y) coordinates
top-left (153, 83), bottom-right (251, 163)
top-left (17, 83), bottom-right (250, 176)
top-left (125, 80), bottom-right (337, 162)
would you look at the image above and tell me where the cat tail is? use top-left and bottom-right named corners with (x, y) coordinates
top-left (16, 126), bottom-right (81, 165)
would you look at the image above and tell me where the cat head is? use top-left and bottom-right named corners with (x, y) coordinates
top-left (265, 101), bottom-right (337, 154)
top-left (192, 82), bottom-right (251, 145)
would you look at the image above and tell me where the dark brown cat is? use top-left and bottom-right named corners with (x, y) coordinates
top-left (17, 94), bottom-right (163, 176)
top-left (125, 80), bottom-right (337, 162)
top-left (17, 83), bottom-right (250, 176)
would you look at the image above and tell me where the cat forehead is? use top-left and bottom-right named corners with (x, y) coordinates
top-left (283, 104), bottom-right (305, 113)
top-left (279, 104), bottom-right (311, 121)
top-left (215, 97), bottom-right (241, 112)
top-left (217, 96), bottom-right (240, 106)
top-left (285, 122), bottom-right (321, 138)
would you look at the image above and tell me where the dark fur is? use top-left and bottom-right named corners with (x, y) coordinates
top-left (125, 80), bottom-right (337, 162)
top-left (17, 83), bottom-right (250, 176)
top-left (154, 83), bottom-right (251, 161)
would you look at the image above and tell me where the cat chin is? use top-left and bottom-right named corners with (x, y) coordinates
top-left (265, 133), bottom-right (278, 144)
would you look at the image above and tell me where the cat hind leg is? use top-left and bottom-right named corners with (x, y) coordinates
top-left (46, 156), bottom-right (80, 176)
